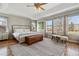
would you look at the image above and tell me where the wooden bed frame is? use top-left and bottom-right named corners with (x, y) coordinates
top-left (12, 25), bottom-right (43, 45)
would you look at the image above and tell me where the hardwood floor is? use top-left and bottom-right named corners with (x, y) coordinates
top-left (0, 39), bottom-right (79, 56)
top-left (64, 42), bottom-right (79, 56)
top-left (0, 39), bottom-right (17, 56)
top-left (0, 39), bottom-right (17, 47)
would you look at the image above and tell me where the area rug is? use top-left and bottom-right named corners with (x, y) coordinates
top-left (10, 38), bottom-right (65, 56)
top-left (0, 47), bottom-right (8, 56)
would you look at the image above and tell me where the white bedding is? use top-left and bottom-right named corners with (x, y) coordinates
top-left (13, 32), bottom-right (42, 43)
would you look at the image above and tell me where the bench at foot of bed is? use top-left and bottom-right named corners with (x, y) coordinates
top-left (25, 34), bottom-right (43, 45)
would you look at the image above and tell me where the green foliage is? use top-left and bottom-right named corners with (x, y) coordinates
top-left (38, 22), bottom-right (44, 29)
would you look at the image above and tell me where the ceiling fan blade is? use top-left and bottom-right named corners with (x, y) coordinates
top-left (39, 6), bottom-right (45, 10)
top-left (34, 3), bottom-right (47, 6)
top-left (39, 3), bottom-right (47, 5)
top-left (26, 5), bottom-right (34, 7)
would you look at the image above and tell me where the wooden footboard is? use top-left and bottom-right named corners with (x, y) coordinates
top-left (25, 34), bottom-right (43, 45)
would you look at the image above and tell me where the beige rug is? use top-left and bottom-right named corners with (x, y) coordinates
top-left (10, 38), bottom-right (65, 56)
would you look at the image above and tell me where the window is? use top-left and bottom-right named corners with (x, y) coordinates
top-left (0, 21), bottom-right (2, 25)
top-left (0, 16), bottom-right (8, 32)
top-left (53, 17), bottom-right (64, 35)
top-left (37, 21), bottom-right (44, 32)
top-left (31, 21), bottom-right (36, 31)
top-left (46, 20), bottom-right (52, 33)
top-left (0, 17), bottom-right (7, 26)
top-left (68, 14), bottom-right (79, 34)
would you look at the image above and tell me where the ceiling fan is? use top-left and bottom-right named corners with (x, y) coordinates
top-left (26, 3), bottom-right (47, 10)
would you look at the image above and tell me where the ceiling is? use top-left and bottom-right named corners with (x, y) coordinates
top-left (0, 3), bottom-right (79, 20)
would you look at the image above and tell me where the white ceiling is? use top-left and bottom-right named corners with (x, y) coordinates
top-left (0, 3), bottom-right (79, 20)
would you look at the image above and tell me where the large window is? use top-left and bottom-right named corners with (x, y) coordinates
top-left (68, 14), bottom-right (79, 34)
top-left (0, 17), bottom-right (7, 26)
top-left (53, 17), bottom-right (64, 35)
top-left (0, 16), bottom-right (8, 32)
top-left (31, 21), bottom-right (36, 31)
top-left (37, 21), bottom-right (44, 32)
top-left (46, 20), bottom-right (52, 33)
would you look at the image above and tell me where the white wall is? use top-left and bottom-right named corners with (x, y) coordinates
top-left (7, 15), bottom-right (31, 33)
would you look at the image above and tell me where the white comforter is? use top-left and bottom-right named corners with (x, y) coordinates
top-left (13, 32), bottom-right (42, 43)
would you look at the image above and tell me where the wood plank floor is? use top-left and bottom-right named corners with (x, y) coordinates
top-left (64, 42), bottom-right (79, 56)
top-left (0, 39), bottom-right (17, 47)
top-left (0, 38), bottom-right (79, 56)
top-left (0, 39), bottom-right (17, 56)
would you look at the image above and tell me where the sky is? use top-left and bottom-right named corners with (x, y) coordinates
top-left (68, 15), bottom-right (79, 24)
top-left (46, 20), bottom-right (52, 25)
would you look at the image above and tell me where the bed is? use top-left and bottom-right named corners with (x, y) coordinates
top-left (12, 25), bottom-right (43, 45)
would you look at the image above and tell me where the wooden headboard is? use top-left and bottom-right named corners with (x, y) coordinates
top-left (12, 25), bottom-right (30, 33)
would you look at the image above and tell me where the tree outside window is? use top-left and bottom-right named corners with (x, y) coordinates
top-left (37, 21), bottom-right (44, 32)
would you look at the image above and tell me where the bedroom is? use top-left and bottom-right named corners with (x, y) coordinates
top-left (0, 3), bottom-right (79, 56)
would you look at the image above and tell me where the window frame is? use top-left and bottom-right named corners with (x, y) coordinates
top-left (45, 20), bottom-right (53, 33)
top-left (52, 17), bottom-right (64, 35)
top-left (67, 13), bottom-right (79, 34)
